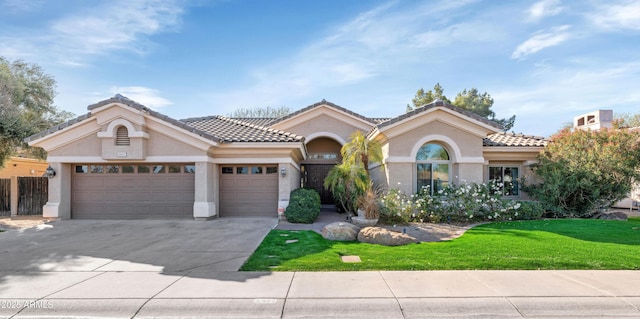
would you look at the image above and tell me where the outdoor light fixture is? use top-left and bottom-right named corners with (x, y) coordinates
top-left (280, 167), bottom-right (287, 177)
top-left (45, 165), bottom-right (56, 178)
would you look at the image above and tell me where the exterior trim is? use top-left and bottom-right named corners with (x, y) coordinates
top-left (96, 118), bottom-right (149, 139)
top-left (46, 156), bottom-right (213, 163)
top-left (305, 132), bottom-right (347, 145)
top-left (409, 135), bottom-right (463, 162)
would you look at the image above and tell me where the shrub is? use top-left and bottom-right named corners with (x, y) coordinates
top-left (379, 182), bottom-right (545, 224)
top-left (285, 188), bottom-right (321, 224)
top-left (524, 127), bottom-right (640, 217)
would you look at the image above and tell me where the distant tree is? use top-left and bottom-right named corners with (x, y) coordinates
top-left (524, 127), bottom-right (640, 217)
top-left (614, 112), bottom-right (640, 128)
top-left (228, 106), bottom-right (291, 118)
top-left (0, 57), bottom-right (74, 167)
top-left (407, 83), bottom-right (451, 112)
top-left (407, 84), bottom-right (516, 131)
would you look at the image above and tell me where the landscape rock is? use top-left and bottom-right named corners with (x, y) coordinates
top-left (595, 211), bottom-right (628, 221)
top-left (357, 227), bottom-right (419, 246)
top-left (351, 216), bottom-right (378, 227)
top-left (321, 222), bottom-right (360, 241)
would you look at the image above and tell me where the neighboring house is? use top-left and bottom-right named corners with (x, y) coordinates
top-left (0, 157), bottom-right (49, 178)
top-left (25, 95), bottom-right (548, 220)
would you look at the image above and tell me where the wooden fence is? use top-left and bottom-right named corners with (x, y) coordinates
top-left (0, 177), bottom-right (48, 216)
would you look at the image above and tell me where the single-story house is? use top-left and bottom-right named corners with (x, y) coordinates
top-left (26, 95), bottom-right (548, 220)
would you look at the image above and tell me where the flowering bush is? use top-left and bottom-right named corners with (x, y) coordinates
top-left (379, 181), bottom-right (543, 223)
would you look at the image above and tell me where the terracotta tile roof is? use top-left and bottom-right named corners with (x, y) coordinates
top-left (484, 132), bottom-right (549, 147)
top-left (229, 118), bottom-right (277, 127)
top-left (269, 99), bottom-right (378, 125)
top-left (181, 116), bottom-right (304, 143)
top-left (376, 99), bottom-right (503, 130)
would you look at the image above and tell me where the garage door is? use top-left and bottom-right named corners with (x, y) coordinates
top-left (220, 165), bottom-right (278, 217)
top-left (72, 164), bottom-right (195, 219)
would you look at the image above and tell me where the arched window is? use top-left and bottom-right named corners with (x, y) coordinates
top-left (416, 143), bottom-right (450, 194)
top-left (115, 126), bottom-right (130, 146)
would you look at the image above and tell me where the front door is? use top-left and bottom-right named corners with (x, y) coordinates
top-left (303, 164), bottom-right (334, 204)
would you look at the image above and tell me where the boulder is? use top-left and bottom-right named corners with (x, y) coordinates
top-left (595, 211), bottom-right (628, 221)
top-left (357, 227), bottom-right (419, 246)
top-left (321, 222), bottom-right (360, 241)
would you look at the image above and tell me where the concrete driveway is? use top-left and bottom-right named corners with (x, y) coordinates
top-left (0, 218), bottom-right (277, 273)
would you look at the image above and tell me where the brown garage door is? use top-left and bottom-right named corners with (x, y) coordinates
top-left (220, 165), bottom-right (278, 217)
top-left (72, 164), bottom-right (195, 219)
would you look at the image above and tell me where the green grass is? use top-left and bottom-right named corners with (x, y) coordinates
top-left (240, 217), bottom-right (640, 271)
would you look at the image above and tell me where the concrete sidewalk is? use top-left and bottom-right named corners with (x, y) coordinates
top-left (1, 270), bottom-right (639, 318)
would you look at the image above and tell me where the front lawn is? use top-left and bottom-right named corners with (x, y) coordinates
top-left (240, 218), bottom-right (640, 271)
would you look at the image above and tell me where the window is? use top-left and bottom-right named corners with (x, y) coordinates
top-left (489, 166), bottom-right (519, 196)
top-left (122, 165), bottom-right (135, 173)
top-left (236, 167), bottom-right (248, 174)
top-left (168, 165), bottom-right (181, 173)
top-left (106, 165), bottom-right (119, 174)
top-left (184, 165), bottom-right (195, 173)
top-left (221, 167), bottom-right (233, 174)
top-left (138, 165), bottom-right (150, 173)
top-left (153, 165), bottom-right (165, 174)
top-left (75, 165), bottom-right (88, 173)
top-left (251, 166), bottom-right (263, 174)
top-left (416, 143), bottom-right (450, 194)
top-left (90, 165), bottom-right (104, 174)
top-left (115, 126), bottom-right (130, 146)
top-left (266, 166), bottom-right (278, 174)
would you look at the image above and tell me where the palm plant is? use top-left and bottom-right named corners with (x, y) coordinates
top-left (341, 131), bottom-right (383, 177)
top-left (324, 162), bottom-right (369, 215)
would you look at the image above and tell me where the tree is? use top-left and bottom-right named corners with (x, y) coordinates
top-left (0, 57), bottom-right (74, 167)
top-left (407, 84), bottom-right (516, 131)
top-left (340, 131), bottom-right (383, 178)
top-left (324, 131), bottom-right (383, 215)
top-left (615, 112), bottom-right (640, 128)
top-left (407, 83), bottom-right (451, 112)
top-left (524, 127), bottom-right (640, 217)
top-left (228, 106), bottom-right (291, 118)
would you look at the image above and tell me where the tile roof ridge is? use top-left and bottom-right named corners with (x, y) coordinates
top-left (215, 115), bottom-right (304, 139)
top-left (490, 132), bottom-right (549, 140)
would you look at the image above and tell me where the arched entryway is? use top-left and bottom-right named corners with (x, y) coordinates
top-left (302, 137), bottom-right (342, 204)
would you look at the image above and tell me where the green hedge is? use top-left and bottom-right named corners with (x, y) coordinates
top-left (285, 188), bottom-right (321, 224)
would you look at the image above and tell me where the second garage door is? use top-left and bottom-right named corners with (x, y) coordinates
top-left (72, 164), bottom-right (195, 219)
top-left (220, 165), bottom-right (279, 217)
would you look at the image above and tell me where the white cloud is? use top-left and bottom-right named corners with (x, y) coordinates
top-left (205, 0), bottom-right (499, 109)
top-left (527, 0), bottom-right (564, 22)
top-left (0, 0), bottom-right (185, 66)
top-left (0, 0), bottom-right (44, 12)
top-left (492, 61), bottom-right (640, 135)
top-left (588, 0), bottom-right (640, 31)
top-left (109, 86), bottom-right (172, 109)
top-left (511, 25), bottom-right (571, 59)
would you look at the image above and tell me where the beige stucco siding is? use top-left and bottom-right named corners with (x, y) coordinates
top-left (146, 130), bottom-right (204, 157)
top-left (283, 113), bottom-right (367, 143)
top-left (48, 134), bottom-right (102, 157)
top-left (386, 120), bottom-right (484, 159)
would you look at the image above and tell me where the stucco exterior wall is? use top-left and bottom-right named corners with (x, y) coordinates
top-left (386, 120), bottom-right (484, 159)
top-left (0, 157), bottom-right (48, 178)
top-left (278, 162), bottom-right (300, 212)
top-left (279, 114), bottom-right (368, 144)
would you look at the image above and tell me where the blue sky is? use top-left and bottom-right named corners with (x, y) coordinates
top-left (1, 0), bottom-right (639, 137)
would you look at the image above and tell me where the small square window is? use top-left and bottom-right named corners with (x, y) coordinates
top-left (122, 165), bottom-right (135, 173)
top-left (221, 167), bottom-right (233, 174)
top-left (75, 165), bottom-right (88, 173)
top-left (236, 167), bottom-right (248, 174)
top-left (251, 166), bottom-right (263, 174)
top-left (153, 165), bottom-right (165, 174)
top-left (184, 165), bottom-right (195, 173)
top-left (266, 166), bottom-right (278, 174)
top-left (138, 165), bottom-right (150, 173)
top-left (90, 165), bottom-right (104, 174)
top-left (106, 165), bottom-right (119, 174)
top-left (168, 165), bottom-right (181, 173)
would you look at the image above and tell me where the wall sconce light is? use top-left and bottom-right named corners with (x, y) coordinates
top-left (45, 165), bottom-right (56, 178)
top-left (280, 167), bottom-right (287, 178)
